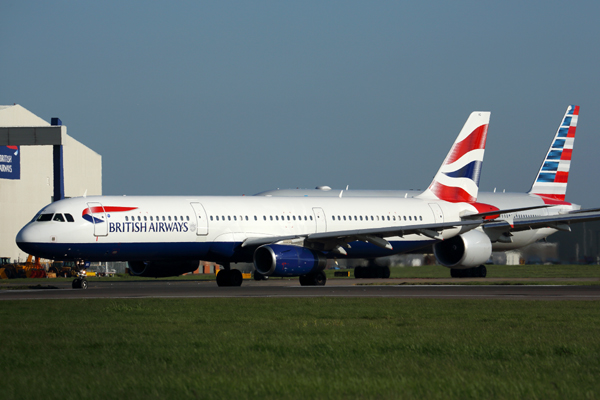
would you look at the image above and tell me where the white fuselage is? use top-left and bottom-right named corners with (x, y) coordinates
top-left (255, 189), bottom-right (580, 250)
top-left (16, 195), bottom-right (475, 263)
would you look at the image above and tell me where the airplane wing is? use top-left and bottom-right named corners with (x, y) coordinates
top-left (482, 209), bottom-right (600, 241)
top-left (241, 219), bottom-right (485, 253)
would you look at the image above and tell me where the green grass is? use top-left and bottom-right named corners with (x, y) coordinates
top-left (1, 298), bottom-right (599, 399)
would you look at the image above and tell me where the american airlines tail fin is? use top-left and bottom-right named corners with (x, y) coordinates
top-left (417, 112), bottom-right (490, 203)
top-left (529, 105), bottom-right (579, 202)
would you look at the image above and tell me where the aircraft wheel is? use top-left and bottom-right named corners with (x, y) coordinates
top-left (380, 266), bottom-right (391, 279)
top-left (253, 271), bottom-right (268, 281)
top-left (231, 270), bottom-right (243, 287)
top-left (299, 275), bottom-right (309, 286)
top-left (72, 278), bottom-right (81, 289)
top-left (216, 271), bottom-right (230, 287)
top-left (478, 265), bottom-right (487, 278)
top-left (450, 269), bottom-right (461, 278)
top-left (80, 279), bottom-right (88, 289)
top-left (314, 271), bottom-right (327, 286)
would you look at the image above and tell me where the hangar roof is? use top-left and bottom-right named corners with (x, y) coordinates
top-left (0, 104), bottom-right (50, 127)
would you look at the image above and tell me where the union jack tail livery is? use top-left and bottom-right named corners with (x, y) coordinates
top-left (418, 112), bottom-right (490, 203)
top-left (529, 105), bottom-right (579, 203)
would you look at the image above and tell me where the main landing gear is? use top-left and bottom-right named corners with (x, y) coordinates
top-left (299, 271), bottom-right (327, 286)
top-left (450, 265), bottom-right (487, 278)
top-left (216, 263), bottom-right (243, 287)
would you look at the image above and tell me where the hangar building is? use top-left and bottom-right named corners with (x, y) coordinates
top-left (0, 105), bottom-right (102, 262)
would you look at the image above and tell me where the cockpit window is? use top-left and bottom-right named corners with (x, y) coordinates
top-left (53, 214), bottom-right (66, 222)
top-left (36, 213), bottom-right (54, 222)
top-left (65, 213), bottom-right (75, 222)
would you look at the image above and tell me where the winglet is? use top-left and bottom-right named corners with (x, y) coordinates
top-left (418, 111), bottom-right (490, 203)
top-left (529, 105), bottom-right (579, 203)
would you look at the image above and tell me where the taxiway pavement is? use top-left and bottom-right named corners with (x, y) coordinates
top-left (1, 278), bottom-right (599, 301)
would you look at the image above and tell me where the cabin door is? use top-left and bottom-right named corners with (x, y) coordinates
top-left (190, 202), bottom-right (209, 236)
top-left (428, 203), bottom-right (444, 224)
top-left (312, 207), bottom-right (327, 233)
top-left (86, 202), bottom-right (108, 237)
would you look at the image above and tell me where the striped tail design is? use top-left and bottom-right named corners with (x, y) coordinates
top-left (418, 112), bottom-right (490, 203)
top-left (529, 105), bottom-right (579, 202)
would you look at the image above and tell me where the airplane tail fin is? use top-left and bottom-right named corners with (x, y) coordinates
top-left (417, 112), bottom-right (490, 203)
top-left (529, 105), bottom-right (579, 202)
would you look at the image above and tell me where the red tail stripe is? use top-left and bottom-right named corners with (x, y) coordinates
top-left (560, 148), bottom-right (572, 160)
top-left (567, 126), bottom-right (576, 138)
top-left (445, 124), bottom-right (488, 165)
top-left (573, 106), bottom-right (580, 115)
top-left (535, 194), bottom-right (568, 204)
top-left (554, 171), bottom-right (569, 183)
top-left (430, 182), bottom-right (475, 203)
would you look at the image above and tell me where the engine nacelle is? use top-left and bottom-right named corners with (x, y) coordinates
top-left (433, 230), bottom-right (492, 269)
top-left (128, 260), bottom-right (199, 277)
top-left (254, 244), bottom-right (327, 277)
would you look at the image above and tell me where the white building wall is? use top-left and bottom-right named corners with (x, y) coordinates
top-left (0, 105), bottom-right (102, 262)
top-left (63, 133), bottom-right (102, 198)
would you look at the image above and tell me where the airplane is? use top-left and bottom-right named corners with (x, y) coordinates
top-left (16, 108), bottom-right (600, 287)
top-left (16, 111), bottom-right (497, 287)
top-left (255, 105), bottom-right (588, 277)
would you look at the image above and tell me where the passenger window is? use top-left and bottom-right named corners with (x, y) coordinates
top-left (53, 214), bottom-right (65, 222)
top-left (360, 216), bottom-right (363, 221)
top-left (404, 216), bottom-right (406, 221)
top-left (270, 216), bottom-right (273, 221)
top-left (354, 216), bottom-right (357, 221)
top-left (233, 216), bottom-right (237, 221)
top-left (174, 216), bottom-right (178, 221)
top-left (338, 216), bottom-right (341, 221)
top-left (310, 216), bottom-right (313, 220)
top-left (343, 216), bottom-right (346, 221)
top-left (144, 216), bottom-right (147, 221)
top-left (254, 216), bottom-right (257, 221)
top-left (210, 216), bottom-right (214, 221)
top-left (65, 213), bottom-right (75, 222)
top-left (187, 216), bottom-right (190, 221)
top-left (228, 216), bottom-right (231, 221)
top-left (409, 216), bottom-right (412, 221)
top-left (393, 216), bottom-right (396, 221)
top-left (276, 216), bottom-right (279, 221)
top-left (419, 216), bottom-right (422, 221)
top-left (125, 216), bottom-right (129, 221)
top-left (138, 216), bottom-right (142, 221)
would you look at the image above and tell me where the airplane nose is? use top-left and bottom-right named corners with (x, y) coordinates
top-left (15, 224), bottom-right (38, 254)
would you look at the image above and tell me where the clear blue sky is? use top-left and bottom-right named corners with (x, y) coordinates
top-left (2, 1), bottom-right (599, 207)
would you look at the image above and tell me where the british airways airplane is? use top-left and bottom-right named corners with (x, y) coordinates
top-left (15, 109), bottom-right (600, 287)
top-left (17, 112), bottom-right (496, 286)
top-left (257, 106), bottom-right (591, 277)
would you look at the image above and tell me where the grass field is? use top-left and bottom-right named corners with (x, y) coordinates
top-left (1, 298), bottom-right (599, 399)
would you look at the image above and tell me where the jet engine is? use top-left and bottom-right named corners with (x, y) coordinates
top-left (254, 244), bottom-right (327, 277)
top-left (433, 230), bottom-right (492, 269)
top-left (127, 260), bottom-right (199, 278)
